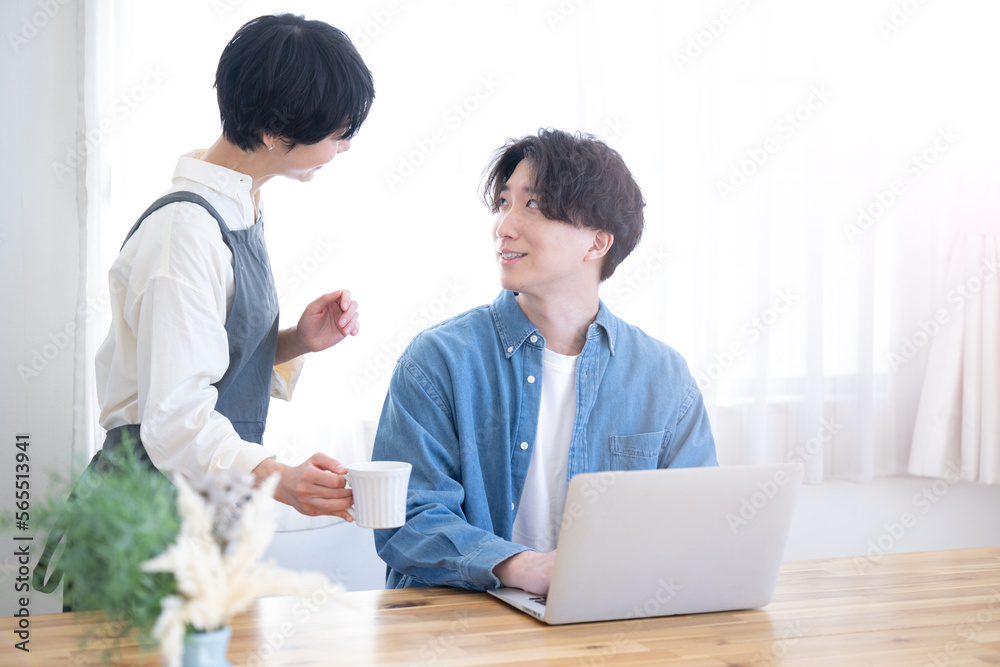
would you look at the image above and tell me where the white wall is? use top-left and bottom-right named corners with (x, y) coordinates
top-left (785, 477), bottom-right (1000, 564)
top-left (0, 0), bottom-right (83, 616)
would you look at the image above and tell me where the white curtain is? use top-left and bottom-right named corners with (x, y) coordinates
top-left (78, 0), bottom-right (1000, 489)
top-left (908, 177), bottom-right (1000, 484)
top-left (74, 0), bottom-right (114, 470)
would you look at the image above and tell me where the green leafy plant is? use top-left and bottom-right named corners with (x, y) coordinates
top-left (10, 432), bottom-right (338, 667)
top-left (27, 433), bottom-right (180, 653)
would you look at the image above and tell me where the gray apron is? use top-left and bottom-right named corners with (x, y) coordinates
top-left (34, 190), bottom-right (280, 597)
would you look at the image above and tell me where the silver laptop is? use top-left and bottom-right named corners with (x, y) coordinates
top-left (487, 463), bottom-right (803, 624)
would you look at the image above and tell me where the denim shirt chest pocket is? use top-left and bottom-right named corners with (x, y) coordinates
top-left (609, 429), bottom-right (671, 470)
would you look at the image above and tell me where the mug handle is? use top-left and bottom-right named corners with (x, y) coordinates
top-left (343, 472), bottom-right (356, 523)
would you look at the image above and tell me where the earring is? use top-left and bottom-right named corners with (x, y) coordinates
top-left (268, 144), bottom-right (273, 152)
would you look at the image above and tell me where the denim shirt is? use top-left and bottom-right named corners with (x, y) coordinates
top-left (372, 290), bottom-right (717, 590)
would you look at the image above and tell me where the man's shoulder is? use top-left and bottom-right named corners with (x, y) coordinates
top-left (402, 303), bottom-right (497, 365)
top-left (606, 316), bottom-right (701, 410)
top-left (612, 315), bottom-right (690, 371)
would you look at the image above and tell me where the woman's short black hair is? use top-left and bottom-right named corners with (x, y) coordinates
top-left (481, 128), bottom-right (646, 282)
top-left (215, 14), bottom-right (375, 151)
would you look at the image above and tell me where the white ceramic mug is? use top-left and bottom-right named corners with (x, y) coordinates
top-left (345, 461), bottom-right (412, 529)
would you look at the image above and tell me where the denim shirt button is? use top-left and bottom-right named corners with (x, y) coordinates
top-left (527, 376), bottom-right (535, 383)
top-left (529, 335), bottom-right (538, 343)
top-left (507, 346), bottom-right (514, 354)
top-left (520, 441), bottom-right (529, 450)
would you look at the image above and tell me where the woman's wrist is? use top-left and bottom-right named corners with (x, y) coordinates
top-left (275, 327), bottom-right (309, 365)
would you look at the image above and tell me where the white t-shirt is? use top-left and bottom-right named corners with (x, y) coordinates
top-left (94, 150), bottom-right (301, 482)
top-left (511, 347), bottom-right (579, 553)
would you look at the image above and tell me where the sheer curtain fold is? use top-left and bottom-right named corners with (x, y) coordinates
top-left (74, 0), bottom-right (111, 466)
top-left (909, 231), bottom-right (1000, 484)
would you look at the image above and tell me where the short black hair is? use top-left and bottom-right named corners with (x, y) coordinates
top-left (482, 128), bottom-right (645, 281)
top-left (215, 14), bottom-right (375, 151)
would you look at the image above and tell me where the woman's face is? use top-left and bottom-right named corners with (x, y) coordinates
top-left (277, 133), bottom-right (351, 182)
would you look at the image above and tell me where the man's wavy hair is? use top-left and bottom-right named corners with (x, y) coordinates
top-left (481, 128), bottom-right (645, 281)
top-left (215, 14), bottom-right (375, 151)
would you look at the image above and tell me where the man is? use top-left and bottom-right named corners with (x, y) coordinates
top-left (371, 129), bottom-right (717, 595)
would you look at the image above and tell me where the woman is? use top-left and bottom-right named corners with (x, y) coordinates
top-left (34, 14), bottom-right (376, 604)
top-left (93, 13), bottom-right (375, 518)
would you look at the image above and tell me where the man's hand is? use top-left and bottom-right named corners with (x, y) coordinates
top-left (493, 550), bottom-right (557, 595)
top-left (275, 289), bottom-right (360, 364)
top-left (253, 453), bottom-right (354, 519)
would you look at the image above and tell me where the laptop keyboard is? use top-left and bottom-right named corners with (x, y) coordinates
top-left (528, 595), bottom-right (547, 606)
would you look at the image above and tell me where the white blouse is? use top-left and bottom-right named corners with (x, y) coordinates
top-left (94, 150), bottom-right (302, 483)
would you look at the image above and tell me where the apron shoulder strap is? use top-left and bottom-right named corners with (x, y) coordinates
top-left (120, 191), bottom-right (230, 250)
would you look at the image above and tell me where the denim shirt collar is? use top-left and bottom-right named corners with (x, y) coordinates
top-left (489, 290), bottom-right (617, 358)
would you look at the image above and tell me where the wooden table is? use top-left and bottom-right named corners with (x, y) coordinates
top-left (4, 547), bottom-right (999, 665)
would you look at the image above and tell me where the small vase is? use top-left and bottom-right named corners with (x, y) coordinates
top-left (181, 626), bottom-right (232, 667)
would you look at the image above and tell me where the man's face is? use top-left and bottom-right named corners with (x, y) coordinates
top-left (492, 160), bottom-right (603, 298)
